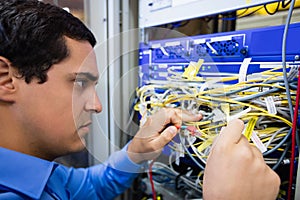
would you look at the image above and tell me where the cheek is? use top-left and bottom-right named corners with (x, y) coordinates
top-left (72, 93), bottom-right (87, 116)
top-left (25, 92), bottom-right (76, 136)
top-left (32, 104), bottom-right (75, 137)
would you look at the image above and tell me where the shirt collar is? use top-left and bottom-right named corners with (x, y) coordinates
top-left (0, 147), bottom-right (54, 199)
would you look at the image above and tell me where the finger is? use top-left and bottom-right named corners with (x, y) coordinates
top-left (237, 134), bottom-right (251, 146)
top-left (181, 109), bottom-right (203, 122)
top-left (217, 119), bottom-right (245, 145)
top-left (168, 109), bottom-right (202, 129)
top-left (249, 144), bottom-right (264, 160)
top-left (151, 125), bottom-right (178, 149)
top-left (209, 134), bottom-right (221, 153)
top-left (210, 121), bottom-right (246, 155)
top-left (236, 134), bottom-right (264, 160)
top-left (150, 108), bottom-right (201, 132)
top-left (209, 134), bottom-right (251, 161)
top-left (148, 108), bottom-right (175, 128)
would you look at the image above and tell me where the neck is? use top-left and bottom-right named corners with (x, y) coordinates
top-left (0, 105), bottom-right (45, 159)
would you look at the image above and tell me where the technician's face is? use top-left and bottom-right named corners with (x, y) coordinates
top-left (16, 37), bottom-right (102, 160)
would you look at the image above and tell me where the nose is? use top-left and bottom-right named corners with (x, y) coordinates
top-left (85, 91), bottom-right (102, 113)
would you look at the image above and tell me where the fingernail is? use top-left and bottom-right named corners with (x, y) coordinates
top-left (170, 126), bottom-right (177, 134)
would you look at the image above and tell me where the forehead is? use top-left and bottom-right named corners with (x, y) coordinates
top-left (64, 37), bottom-right (98, 76)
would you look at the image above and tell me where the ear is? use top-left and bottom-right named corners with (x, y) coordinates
top-left (0, 56), bottom-right (16, 103)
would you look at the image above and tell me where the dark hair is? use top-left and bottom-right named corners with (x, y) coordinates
top-left (0, 0), bottom-right (96, 83)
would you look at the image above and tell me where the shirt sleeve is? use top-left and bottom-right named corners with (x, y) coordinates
top-left (89, 143), bottom-right (146, 200)
top-left (59, 143), bottom-right (147, 200)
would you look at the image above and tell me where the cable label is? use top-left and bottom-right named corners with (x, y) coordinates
top-left (251, 131), bottom-right (267, 153)
top-left (239, 57), bottom-right (252, 83)
top-left (265, 96), bottom-right (277, 115)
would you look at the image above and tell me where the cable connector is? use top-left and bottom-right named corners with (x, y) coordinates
top-left (282, 159), bottom-right (290, 165)
top-left (182, 59), bottom-right (203, 80)
top-left (288, 64), bottom-right (300, 80)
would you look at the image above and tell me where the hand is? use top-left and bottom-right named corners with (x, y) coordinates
top-left (203, 119), bottom-right (280, 200)
top-left (127, 108), bottom-right (202, 163)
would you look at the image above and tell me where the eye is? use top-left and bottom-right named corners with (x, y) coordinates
top-left (74, 79), bottom-right (88, 88)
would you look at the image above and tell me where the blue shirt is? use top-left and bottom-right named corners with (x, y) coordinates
top-left (0, 146), bottom-right (145, 200)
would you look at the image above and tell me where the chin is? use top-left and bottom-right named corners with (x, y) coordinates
top-left (72, 139), bottom-right (87, 152)
top-left (58, 142), bottom-right (86, 158)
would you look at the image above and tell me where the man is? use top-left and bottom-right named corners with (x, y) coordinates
top-left (0, 0), bottom-right (280, 199)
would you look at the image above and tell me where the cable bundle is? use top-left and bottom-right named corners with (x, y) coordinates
top-left (135, 64), bottom-right (298, 172)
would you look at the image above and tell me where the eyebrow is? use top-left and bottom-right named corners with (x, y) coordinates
top-left (75, 72), bottom-right (99, 82)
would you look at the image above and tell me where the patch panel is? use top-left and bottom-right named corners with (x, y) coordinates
top-left (139, 23), bottom-right (300, 79)
top-left (139, 23), bottom-right (300, 87)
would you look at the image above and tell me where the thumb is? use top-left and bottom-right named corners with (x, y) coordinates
top-left (217, 119), bottom-right (245, 145)
top-left (152, 125), bottom-right (178, 149)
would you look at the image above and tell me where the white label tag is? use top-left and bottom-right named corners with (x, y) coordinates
top-left (212, 108), bottom-right (226, 123)
top-left (265, 96), bottom-right (277, 115)
top-left (174, 143), bottom-right (184, 165)
top-left (228, 107), bottom-right (252, 121)
top-left (239, 58), bottom-right (252, 83)
top-left (251, 131), bottom-right (267, 153)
